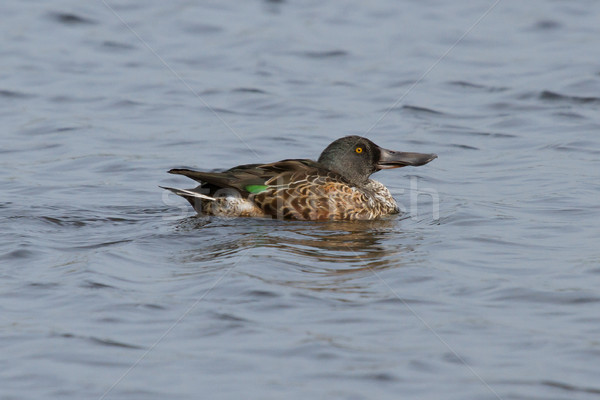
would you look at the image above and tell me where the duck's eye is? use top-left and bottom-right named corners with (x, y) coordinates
top-left (355, 147), bottom-right (363, 154)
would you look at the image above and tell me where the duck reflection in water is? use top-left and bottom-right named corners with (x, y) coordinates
top-left (173, 217), bottom-right (424, 293)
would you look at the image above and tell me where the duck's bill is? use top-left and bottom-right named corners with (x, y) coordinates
top-left (377, 148), bottom-right (438, 169)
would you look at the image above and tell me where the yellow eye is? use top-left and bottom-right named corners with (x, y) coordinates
top-left (355, 147), bottom-right (363, 154)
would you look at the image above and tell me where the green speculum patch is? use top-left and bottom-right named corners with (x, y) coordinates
top-left (245, 184), bottom-right (269, 194)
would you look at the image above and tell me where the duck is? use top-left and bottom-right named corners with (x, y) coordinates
top-left (161, 136), bottom-right (436, 220)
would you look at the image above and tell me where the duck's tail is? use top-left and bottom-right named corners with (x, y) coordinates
top-left (160, 186), bottom-right (216, 202)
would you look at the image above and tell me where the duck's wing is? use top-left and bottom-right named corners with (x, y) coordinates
top-left (167, 159), bottom-right (327, 197)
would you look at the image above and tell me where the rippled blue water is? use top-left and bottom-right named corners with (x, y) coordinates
top-left (2, 1), bottom-right (600, 399)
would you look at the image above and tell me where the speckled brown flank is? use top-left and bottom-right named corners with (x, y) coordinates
top-left (248, 175), bottom-right (398, 221)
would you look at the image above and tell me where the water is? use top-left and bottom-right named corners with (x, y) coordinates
top-left (2, 1), bottom-right (600, 399)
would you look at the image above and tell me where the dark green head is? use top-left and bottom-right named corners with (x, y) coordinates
top-left (317, 136), bottom-right (437, 186)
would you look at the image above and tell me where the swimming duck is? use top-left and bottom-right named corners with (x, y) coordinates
top-left (162, 136), bottom-right (436, 220)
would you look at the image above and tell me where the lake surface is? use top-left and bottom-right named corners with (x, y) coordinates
top-left (2, 1), bottom-right (600, 399)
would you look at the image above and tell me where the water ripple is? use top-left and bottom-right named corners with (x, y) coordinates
top-left (47, 12), bottom-right (96, 25)
top-left (539, 90), bottom-right (600, 104)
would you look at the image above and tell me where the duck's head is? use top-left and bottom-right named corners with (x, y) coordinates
top-left (317, 136), bottom-right (437, 186)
